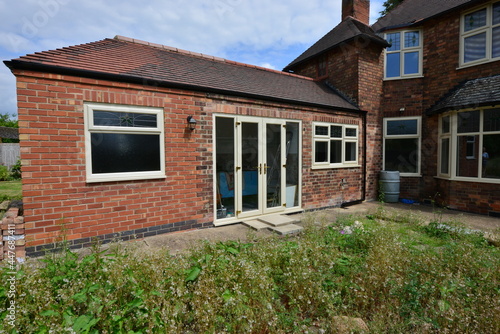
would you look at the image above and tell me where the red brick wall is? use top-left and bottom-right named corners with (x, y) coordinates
top-left (381, 2), bottom-right (500, 213)
top-left (14, 70), bottom-right (365, 255)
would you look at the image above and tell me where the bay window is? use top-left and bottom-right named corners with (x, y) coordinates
top-left (439, 108), bottom-right (500, 182)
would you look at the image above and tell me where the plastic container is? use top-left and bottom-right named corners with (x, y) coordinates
top-left (379, 171), bottom-right (400, 203)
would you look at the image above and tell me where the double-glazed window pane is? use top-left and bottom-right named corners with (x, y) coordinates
top-left (315, 126), bottom-right (328, 136)
top-left (384, 138), bottom-right (419, 173)
top-left (386, 33), bottom-right (400, 51)
top-left (345, 142), bottom-right (357, 162)
top-left (91, 133), bottom-right (161, 174)
top-left (93, 111), bottom-right (157, 128)
top-left (464, 9), bottom-right (487, 32)
top-left (457, 135), bottom-right (479, 177)
top-left (330, 140), bottom-right (342, 164)
top-left (315, 141), bottom-right (328, 163)
top-left (404, 52), bottom-right (419, 75)
top-left (404, 31), bottom-right (420, 48)
top-left (483, 134), bottom-right (500, 179)
top-left (386, 53), bottom-right (401, 77)
top-left (464, 33), bottom-right (487, 63)
top-left (441, 138), bottom-right (450, 174)
top-left (387, 119), bottom-right (418, 135)
top-left (457, 110), bottom-right (480, 133)
top-left (484, 109), bottom-right (500, 131)
top-left (493, 26), bottom-right (500, 58)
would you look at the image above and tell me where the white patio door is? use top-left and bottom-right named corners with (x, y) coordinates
top-left (236, 117), bottom-right (286, 218)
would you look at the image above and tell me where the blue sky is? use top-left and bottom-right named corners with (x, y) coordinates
top-left (0, 0), bottom-right (384, 117)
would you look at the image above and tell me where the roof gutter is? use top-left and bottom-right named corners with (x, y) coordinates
top-left (4, 59), bottom-right (361, 113)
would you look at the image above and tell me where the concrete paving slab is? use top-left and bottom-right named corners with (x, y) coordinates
top-left (258, 214), bottom-right (299, 226)
top-left (269, 224), bottom-right (304, 235)
top-left (243, 220), bottom-right (271, 231)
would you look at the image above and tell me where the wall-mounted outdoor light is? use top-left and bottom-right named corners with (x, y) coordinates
top-left (187, 116), bottom-right (197, 131)
top-left (399, 107), bottom-right (406, 113)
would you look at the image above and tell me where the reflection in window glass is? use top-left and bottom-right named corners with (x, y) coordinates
top-left (315, 142), bottom-right (328, 163)
top-left (464, 8), bottom-right (487, 32)
top-left (457, 135), bottom-right (479, 177)
top-left (330, 126), bottom-right (342, 138)
top-left (386, 53), bottom-right (401, 78)
top-left (345, 142), bottom-right (356, 162)
top-left (404, 52), bottom-right (419, 75)
top-left (441, 138), bottom-right (450, 174)
top-left (464, 33), bottom-right (487, 62)
top-left (315, 126), bottom-right (328, 136)
top-left (91, 133), bottom-right (161, 174)
top-left (387, 32), bottom-right (401, 51)
top-left (483, 134), bottom-right (500, 179)
top-left (457, 110), bottom-right (480, 133)
top-left (404, 31), bottom-right (420, 48)
top-left (346, 128), bottom-right (357, 137)
top-left (93, 111), bottom-right (157, 128)
top-left (494, 2), bottom-right (500, 25)
top-left (387, 119), bottom-right (418, 135)
top-left (330, 140), bottom-right (342, 164)
top-left (484, 109), bottom-right (500, 131)
top-left (384, 138), bottom-right (418, 173)
top-left (442, 115), bottom-right (451, 133)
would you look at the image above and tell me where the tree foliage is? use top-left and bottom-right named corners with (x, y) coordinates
top-left (0, 113), bottom-right (18, 128)
top-left (380, 0), bottom-right (404, 16)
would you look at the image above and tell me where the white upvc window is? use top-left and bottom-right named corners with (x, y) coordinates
top-left (84, 103), bottom-right (165, 183)
top-left (384, 30), bottom-right (423, 80)
top-left (438, 107), bottom-right (500, 183)
top-left (383, 117), bottom-right (421, 176)
top-left (460, 1), bottom-right (500, 67)
top-left (312, 122), bottom-right (358, 169)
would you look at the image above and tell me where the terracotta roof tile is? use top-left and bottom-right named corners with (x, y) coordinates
top-left (4, 37), bottom-right (357, 111)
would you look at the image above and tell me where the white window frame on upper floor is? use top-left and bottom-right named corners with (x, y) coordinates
top-left (459, 1), bottom-right (500, 68)
top-left (84, 103), bottom-right (165, 183)
top-left (384, 29), bottom-right (423, 80)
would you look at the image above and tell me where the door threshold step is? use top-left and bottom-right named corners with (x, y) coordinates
top-left (269, 224), bottom-right (304, 235)
top-left (243, 220), bottom-right (271, 231)
top-left (257, 214), bottom-right (299, 227)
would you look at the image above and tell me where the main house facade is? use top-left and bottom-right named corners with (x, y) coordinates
top-left (4, 0), bottom-right (500, 256)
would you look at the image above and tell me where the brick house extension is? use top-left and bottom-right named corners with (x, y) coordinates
top-left (286, 0), bottom-right (500, 215)
top-left (3, 0), bottom-right (500, 256)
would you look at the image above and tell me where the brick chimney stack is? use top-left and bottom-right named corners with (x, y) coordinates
top-left (342, 0), bottom-right (370, 25)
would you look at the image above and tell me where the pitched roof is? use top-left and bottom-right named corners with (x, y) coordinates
top-left (4, 36), bottom-right (358, 111)
top-left (427, 75), bottom-right (500, 115)
top-left (373, 0), bottom-right (478, 32)
top-left (284, 17), bottom-right (389, 71)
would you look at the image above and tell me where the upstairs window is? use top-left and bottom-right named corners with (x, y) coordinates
top-left (461, 1), bottom-right (500, 66)
top-left (384, 30), bottom-right (423, 79)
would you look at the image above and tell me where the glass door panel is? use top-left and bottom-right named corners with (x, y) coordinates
top-left (240, 121), bottom-right (260, 213)
top-left (215, 117), bottom-right (235, 219)
top-left (265, 123), bottom-right (282, 209)
top-left (285, 122), bottom-right (300, 208)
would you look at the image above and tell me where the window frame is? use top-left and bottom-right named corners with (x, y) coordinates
top-left (383, 116), bottom-right (422, 176)
top-left (459, 1), bottom-right (500, 68)
top-left (438, 107), bottom-right (500, 184)
top-left (84, 103), bottom-right (165, 183)
top-left (312, 122), bottom-right (359, 169)
top-left (384, 29), bottom-right (423, 80)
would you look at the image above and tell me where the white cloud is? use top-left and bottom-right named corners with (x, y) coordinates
top-left (0, 0), bottom-right (386, 115)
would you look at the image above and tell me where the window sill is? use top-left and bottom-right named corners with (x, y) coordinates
top-left (400, 173), bottom-right (422, 177)
top-left (457, 57), bottom-right (500, 70)
top-left (86, 172), bottom-right (166, 183)
top-left (434, 175), bottom-right (500, 184)
top-left (383, 75), bottom-right (423, 81)
top-left (311, 164), bottom-right (361, 170)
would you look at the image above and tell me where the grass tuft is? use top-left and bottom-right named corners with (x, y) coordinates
top-left (1, 212), bottom-right (499, 333)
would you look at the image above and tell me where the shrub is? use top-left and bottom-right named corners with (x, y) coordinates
top-left (0, 165), bottom-right (10, 181)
